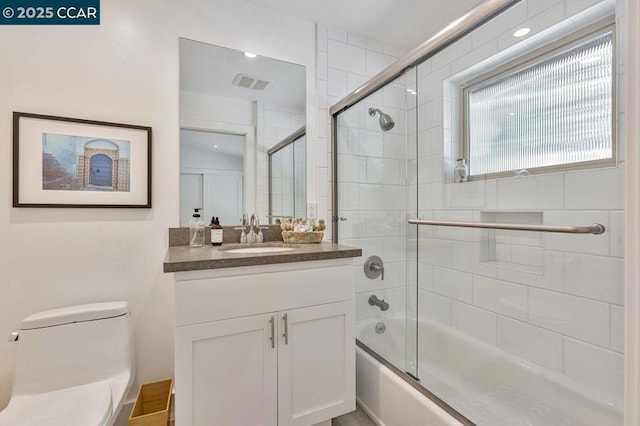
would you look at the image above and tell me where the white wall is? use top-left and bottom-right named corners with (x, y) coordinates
top-left (0, 0), bottom-right (315, 408)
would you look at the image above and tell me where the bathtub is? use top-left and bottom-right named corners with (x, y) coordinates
top-left (356, 317), bottom-right (622, 425)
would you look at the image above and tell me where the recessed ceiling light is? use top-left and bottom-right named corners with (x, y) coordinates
top-left (513, 27), bottom-right (530, 38)
top-left (213, 145), bottom-right (218, 148)
top-left (244, 52), bottom-right (257, 58)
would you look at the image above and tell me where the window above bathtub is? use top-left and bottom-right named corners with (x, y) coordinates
top-left (459, 19), bottom-right (616, 180)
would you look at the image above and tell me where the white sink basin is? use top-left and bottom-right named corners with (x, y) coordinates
top-left (222, 246), bottom-right (296, 254)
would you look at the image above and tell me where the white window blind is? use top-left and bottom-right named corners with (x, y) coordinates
top-left (466, 31), bottom-right (613, 177)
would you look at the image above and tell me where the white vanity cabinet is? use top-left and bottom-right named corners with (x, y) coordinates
top-left (277, 301), bottom-right (354, 426)
top-left (173, 258), bottom-right (356, 426)
top-left (176, 313), bottom-right (278, 425)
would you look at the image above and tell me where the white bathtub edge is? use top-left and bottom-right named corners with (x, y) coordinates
top-left (356, 345), bottom-right (464, 426)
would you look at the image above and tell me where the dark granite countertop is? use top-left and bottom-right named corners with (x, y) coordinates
top-left (163, 242), bottom-right (362, 273)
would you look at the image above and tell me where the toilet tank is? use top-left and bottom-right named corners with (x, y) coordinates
top-left (12, 302), bottom-right (134, 395)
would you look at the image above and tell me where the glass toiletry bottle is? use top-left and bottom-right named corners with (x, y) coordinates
top-left (454, 158), bottom-right (468, 183)
top-left (189, 208), bottom-right (205, 247)
top-left (211, 217), bottom-right (223, 246)
top-left (240, 228), bottom-right (248, 244)
top-left (256, 227), bottom-right (264, 243)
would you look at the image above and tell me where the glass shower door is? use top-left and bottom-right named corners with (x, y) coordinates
top-left (412, 0), bottom-right (624, 424)
top-left (334, 71), bottom-right (417, 373)
top-left (333, 1), bottom-right (624, 424)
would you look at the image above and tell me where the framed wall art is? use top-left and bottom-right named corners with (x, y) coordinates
top-left (13, 112), bottom-right (152, 208)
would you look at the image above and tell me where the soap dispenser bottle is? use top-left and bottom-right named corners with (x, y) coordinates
top-left (189, 208), bottom-right (205, 247)
top-left (210, 217), bottom-right (223, 246)
top-left (454, 158), bottom-right (468, 183)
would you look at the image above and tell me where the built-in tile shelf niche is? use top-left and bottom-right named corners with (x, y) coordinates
top-left (480, 211), bottom-right (544, 275)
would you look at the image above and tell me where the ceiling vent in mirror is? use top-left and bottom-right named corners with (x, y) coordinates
top-left (232, 73), bottom-right (270, 90)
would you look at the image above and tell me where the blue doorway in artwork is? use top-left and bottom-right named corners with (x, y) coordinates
top-left (90, 154), bottom-right (112, 187)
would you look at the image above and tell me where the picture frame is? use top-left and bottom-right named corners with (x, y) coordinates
top-left (13, 112), bottom-right (152, 208)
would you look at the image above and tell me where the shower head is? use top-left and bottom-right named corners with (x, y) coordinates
top-left (368, 107), bottom-right (395, 131)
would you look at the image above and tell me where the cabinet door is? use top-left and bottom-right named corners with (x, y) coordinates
top-left (277, 301), bottom-right (355, 426)
top-left (175, 314), bottom-right (278, 426)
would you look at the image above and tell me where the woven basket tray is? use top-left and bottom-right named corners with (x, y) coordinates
top-left (281, 231), bottom-right (324, 244)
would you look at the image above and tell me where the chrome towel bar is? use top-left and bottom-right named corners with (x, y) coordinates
top-left (407, 219), bottom-right (605, 235)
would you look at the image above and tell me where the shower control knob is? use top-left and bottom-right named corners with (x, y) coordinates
top-left (339, 217), bottom-right (348, 222)
top-left (364, 255), bottom-right (384, 280)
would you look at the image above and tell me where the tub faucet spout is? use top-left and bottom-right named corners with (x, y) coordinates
top-left (368, 295), bottom-right (389, 311)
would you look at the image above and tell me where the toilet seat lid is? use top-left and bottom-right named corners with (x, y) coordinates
top-left (0, 381), bottom-right (113, 426)
top-left (22, 302), bottom-right (128, 330)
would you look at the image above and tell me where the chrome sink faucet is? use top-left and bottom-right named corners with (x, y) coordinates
top-left (247, 213), bottom-right (267, 244)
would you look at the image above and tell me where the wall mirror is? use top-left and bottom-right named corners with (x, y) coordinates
top-left (179, 38), bottom-right (306, 226)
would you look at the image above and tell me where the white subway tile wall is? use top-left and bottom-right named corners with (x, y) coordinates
top-left (322, 0), bottom-right (625, 405)
top-left (451, 301), bottom-right (497, 346)
top-left (496, 316), bottom-right (564, 372)
top-left (563, 337), bottom-right (624, 401)
top-left (411, 0), bottom-right (625, 403)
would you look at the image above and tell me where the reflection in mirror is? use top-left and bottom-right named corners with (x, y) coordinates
top-left (179, 38), bottom-right (306, 226)
top-left (180, 129), bottom-right (244, 226)
top-left (268, 127), bottom-right (306, 223)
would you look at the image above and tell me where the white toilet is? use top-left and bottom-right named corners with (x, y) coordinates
top-left (0, 302), bottom-right (135, 426)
